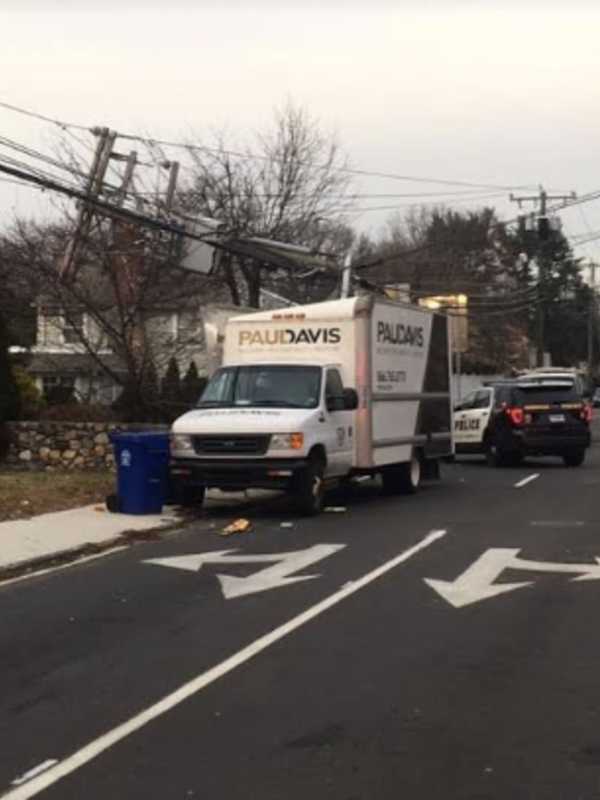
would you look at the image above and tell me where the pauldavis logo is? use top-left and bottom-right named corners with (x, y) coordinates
top-left (377, 321), bottom-right (424, 348)
top-left (239, 327), bottom-right (342, 346)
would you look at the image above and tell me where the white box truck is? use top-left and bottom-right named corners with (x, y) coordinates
top-left (170, 295), bottom-right (453, 514)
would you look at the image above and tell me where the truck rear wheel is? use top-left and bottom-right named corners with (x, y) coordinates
top-left (294, 457), bottom-right (325, 516)
top-left (382, 453), bottom-right (421, 495)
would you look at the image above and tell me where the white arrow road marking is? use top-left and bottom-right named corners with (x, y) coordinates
top-left (514, 473), bottom-right (540, 488)
top-left (3, 529), bottom-right (446, 800)
top-left (425, 547), bottom-right (600, 608)
top-left (144, 544), bottom-right (346, 599)
top-left (11, 761), bottom-right (58, 787)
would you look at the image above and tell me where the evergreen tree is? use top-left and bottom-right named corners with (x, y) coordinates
top-left (182, 361), bottom-right (205, 406)
top-left (0, 309), bottom-right (21, 422)
top-left (505, 224), bottom-right (591, 367)
top-left (113, 361), bottom-right (161, 422)
top-left (161, 357), bottom-right (182, 422)
top-left (141, 361), bottom-right (160, 421)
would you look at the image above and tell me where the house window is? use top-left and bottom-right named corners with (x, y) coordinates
top-left (63, 312), bottom-right (84, 344)
top-left (42, 375), bottom-right (76, 404)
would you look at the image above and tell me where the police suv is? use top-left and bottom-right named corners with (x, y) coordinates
top-left (453, 372), bottom-right (592, 467)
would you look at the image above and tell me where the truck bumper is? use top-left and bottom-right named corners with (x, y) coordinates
top-left (169, 457), bottom-right (309, 492)
top-left (507, 429), bottom-right (591, 455)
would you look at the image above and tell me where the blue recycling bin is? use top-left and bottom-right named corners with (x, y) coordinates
top-left (110, 431), bottom-right (170, 514)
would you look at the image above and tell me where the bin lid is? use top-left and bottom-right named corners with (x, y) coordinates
top-left (110, 430), bottom-right (170, 446)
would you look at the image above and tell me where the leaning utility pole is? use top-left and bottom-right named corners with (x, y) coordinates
top-left (60, 127), bottom-right (116, 281)
top-left (510, 186), bottom-right (576, 367)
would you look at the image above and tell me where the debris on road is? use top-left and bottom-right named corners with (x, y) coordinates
top-left (324, 506), bottom-right (347, 513)
top-left (220, 518), bottom-right (252, 536)
top-left (280, 522), bottom-right (294, 528)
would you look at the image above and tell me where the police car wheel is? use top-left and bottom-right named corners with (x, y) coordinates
top-left (486, 440), bottom-right (510, 468)
top-left (563, 449), bottom-right (585, 467)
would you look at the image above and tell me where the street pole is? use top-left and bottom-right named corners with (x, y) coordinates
top-left (509, 186), bottom-right (576, 367)
top-left (456, 348), bottom-right (462, 400)
top-left (340, 252), bottom-right (352, 298)
top-left (588, 262), bottom-right (597, 387)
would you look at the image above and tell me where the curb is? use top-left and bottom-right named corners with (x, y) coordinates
top-left (0, 518), bottom-right (186, 584)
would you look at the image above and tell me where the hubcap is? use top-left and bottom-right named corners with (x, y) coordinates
top-left (410, 455), bottom-right (421, 487)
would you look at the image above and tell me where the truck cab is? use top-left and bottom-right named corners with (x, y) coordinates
top-left (170, 361), bottom-right (358, 515)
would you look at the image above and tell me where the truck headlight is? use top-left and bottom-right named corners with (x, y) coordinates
top-left (170, 434), bottom-right (194, 454)
top-left (270, 433), bottom-right (304, 450)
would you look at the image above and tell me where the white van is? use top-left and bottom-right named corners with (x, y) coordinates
top-left (170, 295), bottom-right (453, 514)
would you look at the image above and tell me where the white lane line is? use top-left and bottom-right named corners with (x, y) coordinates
top-left (530, 520), bottom-right (585, 528)
top-left (11, 761), bottom-right (58, 787)
top-left (0, 547), bottom-right (130, 590)
top-left (2, 529), bottom-right (447, 800)
top-left (514, 473), bottom-right (540, 489)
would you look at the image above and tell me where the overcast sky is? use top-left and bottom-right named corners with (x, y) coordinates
top-left (2, 0), bottom-right (600, 270)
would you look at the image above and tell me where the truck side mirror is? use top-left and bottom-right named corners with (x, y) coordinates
top-left (343, 388), bottom-right (358, 411)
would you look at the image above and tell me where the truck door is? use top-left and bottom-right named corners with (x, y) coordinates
top-left (323, 368), bottom-right (354, 477)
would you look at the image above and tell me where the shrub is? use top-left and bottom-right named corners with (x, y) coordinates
top-left (39, 403), bottom-right (116, 422)
top-left (182, 361), bottom-right (207, 406)
top-left (0, 422), bottom-right (12, 461)
top-left (12, 367), bottom-right (45, 419)
top-left (0, 312), bottom-right (20, 421)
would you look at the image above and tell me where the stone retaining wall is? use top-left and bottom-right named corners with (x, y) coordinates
top-left (3, 422), bottom-right (168, 471)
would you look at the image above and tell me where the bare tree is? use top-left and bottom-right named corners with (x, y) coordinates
top-left (2, 217), bottom-right (225, 419)
top-left (179, 102), bottom-right (355, 307)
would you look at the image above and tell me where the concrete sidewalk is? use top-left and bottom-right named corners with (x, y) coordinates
top-left (0, 504), bottom-right (181, 578)
top-left (0, 489), bottom-right (280, 579)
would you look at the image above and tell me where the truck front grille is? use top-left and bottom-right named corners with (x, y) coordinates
top-left (192, 435), bottom-right (271, 456)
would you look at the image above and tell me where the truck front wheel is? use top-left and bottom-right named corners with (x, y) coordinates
top-left (175, 484), bottom-right (206, 508)
top-left (294, 457), bottom-right (325, 516)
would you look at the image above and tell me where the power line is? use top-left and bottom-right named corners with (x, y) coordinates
top-left (0, 161), bottom-right (222, 247)
top-left (407, 285), bottom-right (538, 303)
top-left (0, 98), bottom-right (537, 192)
top-left (0, 99), bottom-right (90, 132)
top-left (353, 188), bottom-right (600, 273)
top-left (120, 129), bottom-right (536, 190)
top-left (343, 192), bottom-right (507, 214)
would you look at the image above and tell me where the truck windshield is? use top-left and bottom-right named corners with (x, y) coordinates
top-left (197, 365), bottom-right (322, 409)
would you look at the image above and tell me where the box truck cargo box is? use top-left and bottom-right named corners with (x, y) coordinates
top-left (170, 295), bottom-right (453, 514)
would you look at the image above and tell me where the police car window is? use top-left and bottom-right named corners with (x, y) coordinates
top-left (474, 390), bottom-right (491, 409)
top-left (492, 386), bottom-right (511, 407)
top-left (459, 392), bottom-right (476, 410)
top-left (514, 383), bottom-right (580, 404)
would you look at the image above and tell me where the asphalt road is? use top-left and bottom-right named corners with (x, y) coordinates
top-left (2, 442), bottom-right (600, 799)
